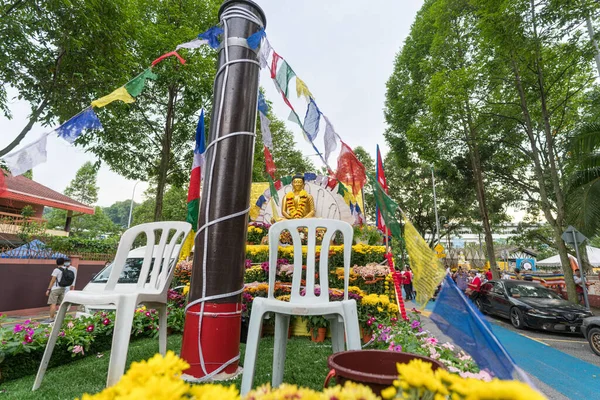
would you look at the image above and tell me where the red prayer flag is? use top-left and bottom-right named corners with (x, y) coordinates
top-left (264, 146), bottom-right (276, 179)
top-left (152, 51), bottom-right (186, 66)
top-left (270, 52), bottom-right (282, 79)
top-left (274, 180), bottom-right (282, 190)
top-left (326, 177), bottom-right (338, 190)
top-left (335, 141), bottom-right (366, 196)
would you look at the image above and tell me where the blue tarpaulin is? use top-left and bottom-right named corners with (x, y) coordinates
top-left (0, 239), bottom-right (68, 259)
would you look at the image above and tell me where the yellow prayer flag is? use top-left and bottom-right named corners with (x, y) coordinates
top-left (295, 77), bottom-right (313, 101)
top-left (403, 218), bottom-right (445, 308)
top-left (343, 191), bottom-right (355, 205)
top-left (91, 87), bottom-right (135, 108)
top-left (179, 230), bottom-right (195, 261)
top-left (249, 205), bottom-right (261, 221)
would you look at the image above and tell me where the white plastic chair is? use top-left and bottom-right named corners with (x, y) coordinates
top-left (33, 221), bottom-right (192, 390)
top-left (240, 218), bottom-right (361, 395)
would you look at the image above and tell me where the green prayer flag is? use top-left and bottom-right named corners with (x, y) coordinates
top-left (186, 198), bottom-right (199, 231)
top-left (337, 182), bottom-right (348, 197)
top-left (125, 68), bottom-right (158, 97)
top-left (367, 173), bottom-right (402, 238)
top-left (280, 176), bottom-right (293, 186)
top-left (275, 61), bottom-right (295, 97)
top-left (268, 175), bottom-right (279, 205)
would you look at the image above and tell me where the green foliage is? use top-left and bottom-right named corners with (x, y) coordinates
top-left (302, 315), bottom-right (329, 336)
top-left (132, 185), bottom-right (187, 225)
top-left (44, 236), bottom-right (119, 255)
top-left (63, 162), bottom-right (99, 205)
top-left (353, 225), bottom-right (382, 245)
top-left (17, 206), bottom-right (45, 243)
top-left (103, 200), bottom-right (137, 228)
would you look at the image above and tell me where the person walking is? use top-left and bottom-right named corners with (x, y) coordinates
top-left (44, 257), bottom-right (77, 323)
top-left (453, 267), bottom-right (469, 293)
top-left (403, 266), bottom-right (414, 301)
top-left (467, 270), bottom-right (482, 301)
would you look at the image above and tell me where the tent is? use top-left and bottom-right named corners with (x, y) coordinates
top-left (0, 239), bottom-right (68, 259)
top-left (537, 246), bottom-right (600, 268)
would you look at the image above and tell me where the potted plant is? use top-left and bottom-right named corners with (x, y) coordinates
top-left (302, 315), bottom-right (329, 342)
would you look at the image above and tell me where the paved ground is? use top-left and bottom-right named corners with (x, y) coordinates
top-left (409, 299), bottom-right (600, 400)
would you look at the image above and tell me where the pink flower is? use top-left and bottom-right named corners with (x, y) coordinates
top-left (145, 311), bottom-right (151, 317)
top-left (377, 324), bottom-right (383, 329)
top-left (459, 370), bottom-right (492, 381)
top-left (24, 319), bottom-right (31, 325)
top-left (425, 337), bottom-right (438, 346)
top-left (86, 325), bottom-right (95, 332)
top-left (13, 324), bottom-right (24, 333)
top-left (410, 320), bottom-right (421, 329)
top-left (442, 342), bottom-right (455, 351)
top-left (23, 335), bottom-right (33, 344)
top-left (366, 320), bottom-right (373, 326)
top-left (102, 318), bottom-right (111, 326)
top-left (72, 345), bottom-right (84, 355)
top-left (67, 321), bottom-right (74, 329)
top-left (388, 343), bottom-right (402, 352)
top-left (59, 330), bottom-right (65, 337)
top-left (25, 327), bottom-right (35, 336)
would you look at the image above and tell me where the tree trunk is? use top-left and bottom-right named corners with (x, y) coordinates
top-left (510, 56), bottom-right (577, 301)
top-left (579, 243), bottom-right (593, 274)
top-left (153, 85), bottom-right (177, 221)
top-left (464, 103), bottom-right (498, 278)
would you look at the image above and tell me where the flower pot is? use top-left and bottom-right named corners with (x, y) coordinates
top-left (324, 350), bottom-right (445, 397)
top-left (360, 328), bottom-right (372, 344)
top-left (310, 327), bottom-right (327, 343)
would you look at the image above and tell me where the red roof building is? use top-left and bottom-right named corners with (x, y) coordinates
top-left (0, 174), bottom-right (94, 239)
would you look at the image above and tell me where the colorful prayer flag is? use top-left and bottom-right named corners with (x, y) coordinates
top-left (375, 145), bottom-right (390, 236)
top-left (56, 108), bottom-right (103, 144)
top-left (335, 141), bottom-right (367, 196)
top-left (288, 109), bottom-right (302, 128)
top-left (247, 28), bottom-right (265, 50)
top-left (91, 87), bottom-right (135, 108)
top-left (268, 175), bottom-right (279, 205)
top-left (264, 146), bottom-right (276, 179)
top-left (403, 217), bottom-right (445, 305)
top-left (258, 91), bottom-right (269, 115)
top-left (125, 69), bottom-right (158, 97)
top-left (270, 51), bottom-right (282, 79)
top-left (3, 135), bottom-right (48, 176)
top-left (303, 99), bottom-right (321, 141)
top-left (198, 26), bottom-right (223, 49)
top-left (295, 77), bottom-right (313, 101)
top-left (186, 110), bottom-right (206, 231)
top-left (275, 61), bottom-right (295, 98)
top-left (176, 38), bottom-right (210, 51)
top-left (323, 115), bottom-right (339, 163)
top-left (259, 113), bottom-right (273, 150)
top-left (151, 51), bottom-right (186, 66)
top-left (259, 38), bottom-right (273, 69)
top-left (368, 173), bottom-right (402, 238)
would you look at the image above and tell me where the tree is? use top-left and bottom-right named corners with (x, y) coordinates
top-left (0, 0), bottom-right (137, 156)
top-left (104, 200), bottom-right (138, 228)
top-left (78, 0), bottom-right (221, 221)
top-left (64, 161), bottom-right (98, 205)
top-left (132, 185), bottom-right (187, 226)
top-left (253, 106), bottom-right (315, 181)
top-left (352, 146), bottom-right (375, 222)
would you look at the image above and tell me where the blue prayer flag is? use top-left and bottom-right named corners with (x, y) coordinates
top-left (304, 172), bottom-right (317, 181)
top-left (431, 276), bottom-right (520, 380)
top-left (56, 108), bottom-right (103, 144)
top-left (198, 26), bottom-right (224, 49)
top-left (256, 195), bottom-right (267, 208)
top-left (195, 109), bottom-right (206, 155)
top-left (303, 99), bottom-right (321, 141)
top-left (258, 92), bottom-right (268, 115)
top-left (247, 28), bottom-right (266, 50)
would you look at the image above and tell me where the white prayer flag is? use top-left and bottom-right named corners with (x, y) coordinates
top-left (176, 38), bottom-right (210, 51)
top-left (303, 99), bottom-right (321, 141)
top-left (3, 135), bottom-right (48, 176)
top-left (259, 113), bottom-right (273, 150)
top-left (323, 115), bottom-right (339, 163)
top-left (259, 38), bottom-right (273, 69)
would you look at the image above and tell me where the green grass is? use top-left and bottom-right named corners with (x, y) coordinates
top-left (0, 335), bottom-right (334, 399)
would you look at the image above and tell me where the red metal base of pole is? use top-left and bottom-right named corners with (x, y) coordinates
top-left (180, 302), bottom-right (241, 379)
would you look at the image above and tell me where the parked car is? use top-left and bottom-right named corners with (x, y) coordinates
top-left (80, 245), bottom-right (181, 313)
top-left (582, 316), bottom-right (600, 356)
top-left (476, 280), bottom-right (593, 333)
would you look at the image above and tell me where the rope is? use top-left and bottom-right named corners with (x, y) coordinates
top-left (184, 5), bottom-right (264, 382)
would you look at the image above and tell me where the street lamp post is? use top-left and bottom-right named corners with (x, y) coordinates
top-left (127, 181), bottom-right (140, 228)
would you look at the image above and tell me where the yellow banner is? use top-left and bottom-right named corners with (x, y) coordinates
top-left (403, 218), bottom-right (445, 307)
top-left (295, 77), bottom-right (313, 101)
top-left (91, 87), bottom-right (135, 108)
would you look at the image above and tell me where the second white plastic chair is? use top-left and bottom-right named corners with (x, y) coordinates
top-left (33, 221), bottom-right (192, 390)
top-left (241, 218), bottom-right (361, 395)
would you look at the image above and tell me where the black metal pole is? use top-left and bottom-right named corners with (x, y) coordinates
top-left (181, 0), bottom-right (265, 380)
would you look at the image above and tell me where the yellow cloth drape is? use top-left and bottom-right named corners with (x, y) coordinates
top-left (179, 230), bottom-right (195, 261)
top-left (91, 87), bottom-right (135, 108)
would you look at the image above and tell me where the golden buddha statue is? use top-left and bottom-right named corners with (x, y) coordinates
top-left (281, 174), bottom-right (315, 219)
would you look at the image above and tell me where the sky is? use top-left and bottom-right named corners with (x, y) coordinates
top-left (0, 0), bottom-right (424, 207)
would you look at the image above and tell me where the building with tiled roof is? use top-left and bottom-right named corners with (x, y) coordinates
top-left (0, 174), bottom-right (94, 241)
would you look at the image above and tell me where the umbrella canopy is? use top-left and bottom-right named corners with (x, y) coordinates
top-left (537, 246), bottom-right (600, 267)
top-left (0, 239), bottom-right (68, 259)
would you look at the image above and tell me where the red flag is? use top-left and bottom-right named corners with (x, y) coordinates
top-left (264, 146), bottom-right (276, 179)
top-left (335, 141), bottom-right (366, 196)
top-left (270, 52), bottom-right (282, 79)
top-left (326, 177), bottom-right (338, 190)
top-left (152, 50), bottom-right (186, 66)
top-left (376, 145), bottom-right (390, 235)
